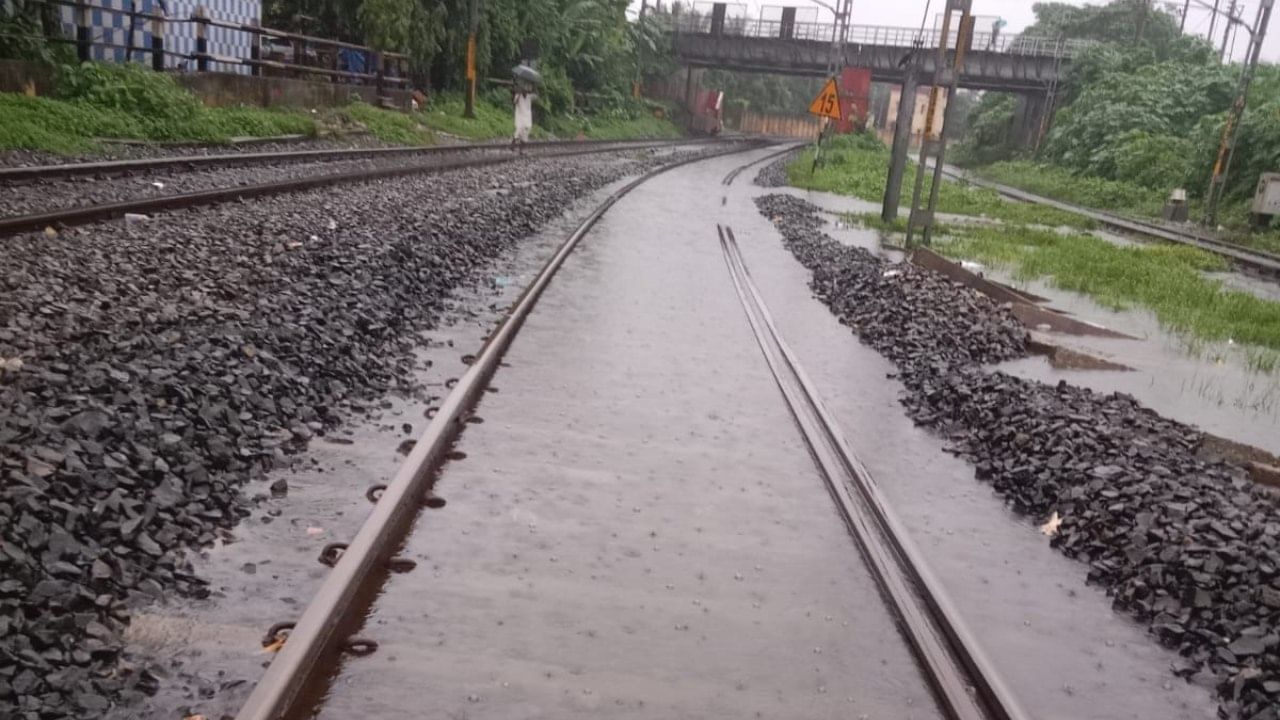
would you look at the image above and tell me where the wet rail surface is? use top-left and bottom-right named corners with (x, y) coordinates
top-left (0, 138), bottom-right (728, 238)
top-left (221, 144), bottom-right (1036, 720)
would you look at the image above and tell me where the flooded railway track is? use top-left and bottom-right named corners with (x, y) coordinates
top-left (0, 137), bottom-right (718, 237)
top-left (717, 224), bottom-right (1027, 720)
top-left (227, 147), bottom-right (1029, 720)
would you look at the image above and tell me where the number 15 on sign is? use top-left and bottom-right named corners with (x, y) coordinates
top-left (808, 78), bottom-right (842, 121)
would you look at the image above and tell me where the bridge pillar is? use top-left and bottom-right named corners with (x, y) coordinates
top-left (1014, 93), bottom-right (1049, 150)
top-left (882, 71), bottom-right (919, 222)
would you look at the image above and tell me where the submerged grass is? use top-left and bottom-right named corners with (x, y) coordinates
top-left (933, 223), bottom-right (1280, 355)
top-left (785, 136), bottom-right (1096, 230)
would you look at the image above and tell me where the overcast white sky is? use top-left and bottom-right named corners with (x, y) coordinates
top-left (629, 0), bottom-right (1278, 62)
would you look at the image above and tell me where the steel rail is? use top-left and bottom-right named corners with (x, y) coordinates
top-left (939, 166), bottom-right (1280, 275)
top-left (720, 141), bottom-right (804, 186)
top-left (232, 140), bottom-right (773, 720)
top-left (0, 137), bottom-right (709, 182)
top-left (0, 139), bottom-right (735, 238)
top-left (716, 224), bottom-right (1029, 720)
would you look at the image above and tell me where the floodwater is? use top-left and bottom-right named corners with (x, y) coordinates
top-left (123, 147), bottom-right (1222, 720)
top-left (964, 261), bottom-right (1280, 456)
top-left (106, 169), bottom-right (648, 720)
top-left (310, 147), bottom-right (941, 720)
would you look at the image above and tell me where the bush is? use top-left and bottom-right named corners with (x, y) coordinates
top-left (952, 93), bottom-right (1019, 167)
top-left (0, 62), bottom-right (317, 152)
top-left (1109, 131), bottom-right (1192, 191)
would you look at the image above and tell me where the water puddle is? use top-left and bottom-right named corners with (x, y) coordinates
top-left (979, 268), bottom-right (1280, 455)
top-left (103, 176), bottom-right (640, 720)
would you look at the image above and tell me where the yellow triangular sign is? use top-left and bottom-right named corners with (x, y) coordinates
top-left (808, 78), bottom-right (842, 120)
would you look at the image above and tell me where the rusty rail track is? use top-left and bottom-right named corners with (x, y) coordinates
top-left (231, 140), bottom-right (771, 720)
top-left (0, 138), bottom-right (733, 238)
top-left (0, 137), bottom-right (708, 183)
top-left (717, 223), bottom-right (1029, 720)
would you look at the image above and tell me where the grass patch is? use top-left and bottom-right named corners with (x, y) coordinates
top-left (541, 111), bottom-right (681, 140)
top-left (975, 161), bottom-right (1168, 218)
top-left (786, 136), bottom-right (1095, 230)
top-left (338, 101), bottom-right (434, 145)
top-left (0, 63), bottom-right (315, 153)
top-left (421, 92), bottom-right (521, 140)
top-left (934, 223), bottom-right (1280, 355)
top-left (421, 92), bottom-right (682, 141)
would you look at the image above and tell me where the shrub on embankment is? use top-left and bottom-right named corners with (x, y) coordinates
top-left (0, 63), bottom-right (318, 152)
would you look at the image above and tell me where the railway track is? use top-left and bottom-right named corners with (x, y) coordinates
top-left (0, 137), bottom-right (732, 237)
top-left (0, 137), bottom-right (706, 183)
top-left (229, 146), bottom-right (1025, 720)
top-left (941, 166), bottom-right (1280, 276)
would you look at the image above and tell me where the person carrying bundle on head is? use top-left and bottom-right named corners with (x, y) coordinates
top-left (511, 63), bottom-right (542, 152)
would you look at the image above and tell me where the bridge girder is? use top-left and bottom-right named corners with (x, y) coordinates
top-left (672, 34), bottom-right (1063, 95)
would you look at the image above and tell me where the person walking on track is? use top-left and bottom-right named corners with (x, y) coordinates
top-left (512, 84), bottom-right (536, 151)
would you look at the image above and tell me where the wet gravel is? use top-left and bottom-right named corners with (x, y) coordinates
top-left (0, 148), bottom-right (512, 219)
top-left (0, 147), bottom-right (700, 719)
top-left (756, 193), bottom-right (1280, 720)
top-left (753, 151), bottom-right (797, 188)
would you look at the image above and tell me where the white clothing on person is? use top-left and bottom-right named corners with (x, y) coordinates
top-left (514, 92), bottom-right (536, 143)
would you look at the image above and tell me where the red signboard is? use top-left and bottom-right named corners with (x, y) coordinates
top-left (835, 67), bottom-right (871, 133)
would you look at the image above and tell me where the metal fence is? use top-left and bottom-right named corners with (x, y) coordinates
top-left (662, 13), bottom-right (1093, 59)
top-left (2, 0), bottom-right (409, 89)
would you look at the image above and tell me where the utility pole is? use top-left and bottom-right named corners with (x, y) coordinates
top-left (904, 0), bottom-right (974, 248)
top-left (1209, 0), bottom-right (1221, 44)
top-left (1181, 0), bottom-right (1192, 30)
top-left (464, 0), bottom-right (480, 119)
top-left (1205, 0), bottom-right (1275, 226)
top-left (1220, 0), bottom-right (1238, 60)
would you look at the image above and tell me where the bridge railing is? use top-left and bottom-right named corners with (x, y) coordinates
top-left (662, 14), bottom-right (1091, 59)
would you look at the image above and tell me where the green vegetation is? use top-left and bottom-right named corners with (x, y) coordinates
top-left (265, 0), bottom-right (675, 117)
top-left (421, 92), bottom-right (518, 139)
top-left (2, 0), bottom-right (684, 153)
top-left (932, 222), bottom-right (1280, 360)
top-left (975, 161), bottom-right (1167, 218)
top-left (787, 134), bottom-right (1280, 369)
top-left (0, 63), bottom-right (681, 154)
top-left (341, 100), bottom-right (436, 145)
top-left (786, 135), bottom-right (1095, 230)
top-left (955, 0), bottom-right (1279, 244)
top-left (0, 64), bottom-right (315, 152)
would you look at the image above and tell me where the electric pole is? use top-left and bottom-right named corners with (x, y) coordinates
top-left (1220, 0), bottom-right (1238, 60)
top-left (1181, 0), bottom-right (1191, 30)
top-left (464, 0), bottom-right (480, 119)
top-left (1205, 0), bottom-right (1275, 226)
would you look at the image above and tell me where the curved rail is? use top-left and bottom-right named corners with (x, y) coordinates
top-left (0, 137), bottom-right (709, 183)
top-left (231, 140), bottom-right (772, 720)
top-left (0, 138), bottom-right (738, 238)
top-left (718, 223), bottom-right (1029, 720)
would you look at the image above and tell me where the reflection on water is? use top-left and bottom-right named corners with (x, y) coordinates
top-left (985, 267), bottom-right (1280, 454)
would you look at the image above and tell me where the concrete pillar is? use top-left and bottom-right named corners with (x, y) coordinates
top-left (882, 71), bottom-right (919, 222)
top-left (1014, 93), bottom-right (1047, 150)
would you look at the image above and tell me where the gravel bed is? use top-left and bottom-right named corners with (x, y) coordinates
top-left (0, 147), bottom-right (700, 719)
top-left (0, 135), bottom-right (390, 169)
top-left (753, 151), bottom-right (797, 187)
top-left (756, 193), bottom-right (1280, 720)
top-left (0, 148), bottom-right (514, 219)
